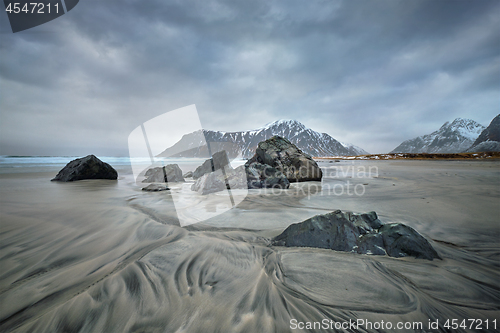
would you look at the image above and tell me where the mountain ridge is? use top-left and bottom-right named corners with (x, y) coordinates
top-left (157, 119), bottom-right (368, 158)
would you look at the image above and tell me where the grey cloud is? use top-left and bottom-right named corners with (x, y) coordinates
top-left (0, 0), bottom-right (498, 155)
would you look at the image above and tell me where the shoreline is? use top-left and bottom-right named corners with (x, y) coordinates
top-left (314, 151), bottom-right (500, 160)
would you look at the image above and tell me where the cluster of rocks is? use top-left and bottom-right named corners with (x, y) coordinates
top-left (190, 136), bottom-right (322, 195)
top-left (272, 210), bottom-right (440, 260)
top-left (51, 156), bottom-right (439, 260)
top-left (51, 136), bottom-right (321, 195)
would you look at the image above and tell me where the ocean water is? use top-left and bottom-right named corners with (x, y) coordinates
top-left (0, 156), bottom-right (211, 171)
top-left (0, 158), bottom-right (499, 332)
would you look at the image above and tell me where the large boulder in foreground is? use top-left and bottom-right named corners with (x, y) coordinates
top-left (272, 210), bottom-right (440, 260)
top-left (142, 164), bottom-right (184, 183)
top-left (51, 155), bottom-right (118, 182)
top-left (246, 136), bottom-right (322, 182)
top-left (193, 151), bottom-right (230, 179)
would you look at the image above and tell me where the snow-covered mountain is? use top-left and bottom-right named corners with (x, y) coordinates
top-left (390, 118), bottom-right (485, 154)
top-left (465, 114), bottom-right (500, 152)
top-left (157, 119), bottom-right (368, 158)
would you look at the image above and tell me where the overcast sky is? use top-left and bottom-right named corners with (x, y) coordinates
top-left (1, 0), bottom-right (498, 156)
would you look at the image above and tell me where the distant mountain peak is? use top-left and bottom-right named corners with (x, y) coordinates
top-left (391, 118), bottom-right (485, 154)
top-left (257, 119), bottom-right (306, 130)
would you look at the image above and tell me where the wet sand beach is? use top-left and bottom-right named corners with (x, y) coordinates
top-left (0, 159), bottom-right (499, 332)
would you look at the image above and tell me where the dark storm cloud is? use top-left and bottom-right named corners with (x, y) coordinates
top-left (0, 0), bottom-right (498, 155)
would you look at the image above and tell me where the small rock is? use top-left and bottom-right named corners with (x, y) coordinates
top-left (51, 155), bottom-right (117, 182)
top-left (142, 184), bottom-right (170, 191)
top-left (360, 211), bottom-right (383, 229)
top-left (183, 171), bottom-right (193, 178)
top-left (143, 164), bottom-right (184, 183)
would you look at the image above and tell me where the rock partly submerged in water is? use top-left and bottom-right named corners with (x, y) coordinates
top-left (183, 171), bottom-right (194, 178)
top-left (51, 155), bottom-right (118, 182)
top-left (193, 151), bottom-right (230, 179)
top-left (142, 183), bottom-right (170, 192)
top-left (142, 164), bottom-right (184, 183)
top-left (246, 136), bottom-right (322, 182)
top-left (272, 210), bottom-right (440, 260)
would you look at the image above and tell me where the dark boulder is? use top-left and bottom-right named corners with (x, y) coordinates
top-left (272, 210), bottom-right (440, 260)
top-left (51, 155), bottom-right (117, 182)
top-left (246, 136), bottom-right (322, 182)
top-left (193, 151), bottom-right (230, 179)
top-left (272, 210), bottom-right (363, 251)
top-left (142, 164), bottom-right (184, 183)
